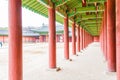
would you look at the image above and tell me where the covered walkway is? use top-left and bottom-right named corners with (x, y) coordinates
top-left (23, 42), bottom-right (116, 80)
top-left (0, 42), bottom-right (116, 80)
top-left (3, 0), bottom-right (120, 80)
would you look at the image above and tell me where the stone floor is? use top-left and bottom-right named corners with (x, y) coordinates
top-left (0, 42), bottom-right (116, 80)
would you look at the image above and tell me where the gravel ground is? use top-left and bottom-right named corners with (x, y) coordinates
top-left (0, 42), bottom-right (116, 80)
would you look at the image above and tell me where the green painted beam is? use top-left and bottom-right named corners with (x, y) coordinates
top-left (68, 6), bottom-right (95, 17)
top-left (81, 19), bottom-right (102, 22)
top-left (82, 14), bottom-right (102, 18)
top-left (68, 10), bottom-right (104, 17)
top-left (55, 0), bottom-right (70, 7)
top-left (81, 17), bottom-right (102, 21)
top-left (38, 0), bottom-right (50, 7)
top-left (76, 17), bottom-right (102, 23)
top-left (22, 0), bottom-right (106, 36)
top-left (75, 15), bottom-right (102, 22)
top-left (85, 23), bottom-right (101, 25)
top-left (87, 1), bottom-right (106, 4)
top-left (86, 0), bottom-right (106, 2)
top-left (83, 21), bottom-right (101, 23)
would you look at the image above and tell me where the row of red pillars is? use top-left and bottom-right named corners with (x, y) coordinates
top-left (9, 0), bottom-right (93, 80)
top-left (100, 1), bottom-right (116, 72)
top-left (48, 2), bottom-right (94, 68)
top-left (100, 1), bottom-right (120, 80)
top-left (72, 23), bottom-right (93, 55)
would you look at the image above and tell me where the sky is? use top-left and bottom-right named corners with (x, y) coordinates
top-left (0, 0), bottom-right (60, 27)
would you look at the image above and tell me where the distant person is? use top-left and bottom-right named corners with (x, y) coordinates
top-left (0, 42), bottom-right (2, 47)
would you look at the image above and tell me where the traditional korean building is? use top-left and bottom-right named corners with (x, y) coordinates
top-left (31, 24), bottom-right (72, 42)
top-left (0, 29), bottom-right (39, 43)
top-left (7, 0), bottom-right (120, 80)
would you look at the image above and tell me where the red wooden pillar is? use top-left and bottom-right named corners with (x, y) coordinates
top-left (39, 35), bottom-right (44, 42)
top-left (42, 36), bottom-right (44, 42)
top-left (39, 36), bottom-right (41, 42)
top-left (85, 31), bottom-right (87, 47)
top-left (58, 35), bottom-right (60, 42)
top-left (116, 0), bottom-right (120, 79)
top-left (87, 33), bottom-right (89, 46)
top-left (82, 29), bottom-right (84, 49)
top-left (90, 36), bottom-right (91, 43)
top-left (104, 2), bottom-right (107, 61)
top-left (83, 29), bottom-right (85, 49)
top-left (89, 34), bottom-right (91, 44)
top-left (84, 30), bottom-right (85, 48)
top-left (48, 4), bottom-right (56, 68)
top-left (3, 35), bottom-right (5, 43)
top-left (88, 33), bottom-right (89, 45)
top-left (81, 28), bottom-right (84, 50)
top-left (30, 37), bottom-right (32, 42)
top-left (92, 36), bottom-right (94, 42)
top-left (43, 36), bottom-right (45, 42)
top-left (87, 33), bottom-right (89, 45)
top-left (77, 26), bottom-right (80, 52)
top-left (33, 37), bottom-right (35, 42)
top-left (86, 32), bottom-right (88, 46)
top-left (107, 0), bottom-right (116, 72)
top-left (89, 35), bottom-right (90, 43)
top-left (94, 36), bottom-right (99, 42)
top-left (90, 34), bottom-right (91, 43)
top-left (91, 35), bottom-right (92, 43)
top-left (84, 31), bottom-right (86, 48)
top-left (90, 35), bottom-right (91, 43)
top-left (87, 33), bottom-right (90, 46)
top-left (80, 27), bottom-right (83, 51)
top-left (44, 35), bottom-right (45, 42)
top-left (9, 0), bottom-right (22, 80)
top-left (100, 17), bottom-right (105, 56)
top-left (72, 22), bottom-right (76, 55)
top-left (31, 37), bottom-right (32, 42)
top-left (45, 35), bottom-right (46, 42)
top-left (85, 32), bottom-right (87, 47)
top-left (64, 16), bottom-right (69, 59)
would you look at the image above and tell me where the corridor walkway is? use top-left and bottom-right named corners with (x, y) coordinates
top-left (23, 42), bottom-right (116, 80)
top-left (0, 42), bottom-right (116, 80)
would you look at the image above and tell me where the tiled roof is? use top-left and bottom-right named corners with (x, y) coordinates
top-left (30, 24), bottom-right (64, 33)
top-left (0, 25), bottom-right (72, 36)
top-left (0, 30), bottom-right (39, 37)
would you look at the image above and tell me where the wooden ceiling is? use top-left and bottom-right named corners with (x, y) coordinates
top-left (22, 0), bottom-right (106, 36)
